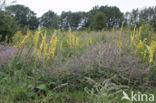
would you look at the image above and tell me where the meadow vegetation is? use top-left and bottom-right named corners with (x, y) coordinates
top-left (0, 23), bottom-right (156, 103)
top-left (0, 1), bottom-right (156, 103)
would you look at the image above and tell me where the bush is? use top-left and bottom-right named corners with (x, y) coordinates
top-left (0, 10), bottom-right (19, 42)
top-left (93, 12), bottom-right (107, 30)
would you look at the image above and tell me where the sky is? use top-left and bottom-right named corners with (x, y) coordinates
top-left (14, 0), bottom-right (156, 17)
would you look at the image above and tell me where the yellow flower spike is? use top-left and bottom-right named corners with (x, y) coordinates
top-left (13, 31), bottom-right (23, 41)
top-left (19, 29), bottom-right (31, 48)
top-left (120, 21), bottom-right (125, 36)
top-left (118, 21), bottom-right (124, 50)
top-left (43, 42), bottom-right (48, 61)
top-left (143, 50), bottom-right (147, 59)
top-left (33, 26), bottom-right (41, 55)
top-left (48, 30), bottom-right (58, 60)
top-left (136, 40), bottom-right (144, 49)
top-left (130, 35), bottom-right (134, 42)
top-left (13, 45), bottom-right (18, 48)
top-left (146, 45), bottom-right (154, 63)
top-left (150, 40), bottom-right (156, 51)
top-left (51, 38), bottom-right (58, 58)
top-left (38, 32), bottom-right (47, 59)
top-left (39, 40), bottom-right (44, 51)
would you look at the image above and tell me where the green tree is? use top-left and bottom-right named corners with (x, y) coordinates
top-left (60, 11), bottom-right (72, 29)
top-left (99, 6), bottom-right (123, 28)
top-left (129, 9), bottom-right (139, 26)
top-left (125, 6), bottom-right (156, 29)
top-left (40, 10), bottom-right (59, 29)
top-left (87, 6), bottom-right (100, 29)
top-left (0, 10), bottom-right (18, 42)
top-left (60, 11), bottom-right (89, 30)
top-left (88, 6), bottom-right (123, 29)
top-left (6, 4), bottom-right (39, 30)
top-left (139, 7), bottom-right (156, 29)
top-left (93, 11), bottom-right (107, 30)
top-left (0, 0), bottom-right (16, 9)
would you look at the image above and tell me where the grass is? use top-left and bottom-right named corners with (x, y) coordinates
top-left (0, 25), bottom-right (156, 103)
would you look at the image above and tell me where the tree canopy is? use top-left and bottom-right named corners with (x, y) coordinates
top-left (0, 10), bottom-right (18, 41)
top-left (6, 4), bottom-right (39, 30)
top-left (0, 3), bottom-right (155, 36)
top-left (93, 11), bottom-right (107, 30)
top-left (40, 10), bottom-right (59, 28)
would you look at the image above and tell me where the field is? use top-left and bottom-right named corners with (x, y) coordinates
top-left (0, 24), bottom-right (156, 103)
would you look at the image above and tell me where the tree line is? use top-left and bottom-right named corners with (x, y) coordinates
top-left (0, 3), bottom-right (156, 41)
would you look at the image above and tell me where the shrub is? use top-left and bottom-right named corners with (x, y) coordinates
top-left (0, 10), bottom-right (19, 42)
top-left (93, 11), bottom-right (107, 30)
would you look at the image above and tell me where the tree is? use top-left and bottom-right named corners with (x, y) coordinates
top-left (93, 11), bottom-right (107, 30)
top-left (40, 10), bottom-right (59, 28)
top-left (87, 6), bottom-right (100, 29)
top-left (99, 6), bottom-right (123, 28)
top-left (0, 10), bottom-right (18, 42)
top-left (6, 4), bottom-right (39, 30)
top-left (60, 11), bottom-right (88, 30)
top-left (127, 9), bottom-right (140, 27)
top-left (0, 0), bottom-right (16, 9)
top-left (60, 11), bottom-right (72, 29)
top-left (0, 0), bottom-right (6, 9)
top-left (125, 6), bottom-right (156, 29)
top-left (88, 6), bottom-right (123, 29)
top-left (139, 7), bottom-right (156, 27)
top-left (124, 12), bottom-right (131, 27)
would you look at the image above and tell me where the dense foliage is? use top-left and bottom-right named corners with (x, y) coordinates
top-left (93, 11), bottom-right (107, 30)
top-left (0, 25), bottom-right (156, 103)
top-left (0, 4), bottom-right (156, 41)
top-left (6, 5), bottom-right (39, 30)
top-left (40, 10), bottom-right (59, 29)
top-left (0, 10), bottom-right (18, 41)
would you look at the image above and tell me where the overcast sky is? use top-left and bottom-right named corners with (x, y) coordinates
top-left (15, 0), bottom-right (156, 17)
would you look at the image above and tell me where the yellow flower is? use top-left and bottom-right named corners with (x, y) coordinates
top-left (18, 29), bottom-right (31, 48)
top-left (48, 30), bottom-right (58, 60)
top-left (120, 21), bottom-right (125, 36)
top-left (150, 40), bottom-right (156, 51)
top-left (38, 32), bottom-right (47, 59)
top-left (33, 26), bottom-right (41, 54)
top-left (136, 40), bottom-right (144, 49)
top-left (43, 42), bottom-right (48, 60)
top-left (13, 31), bottom-right (23, 41)
top-left (146, 45), bottom-right (154, 63)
